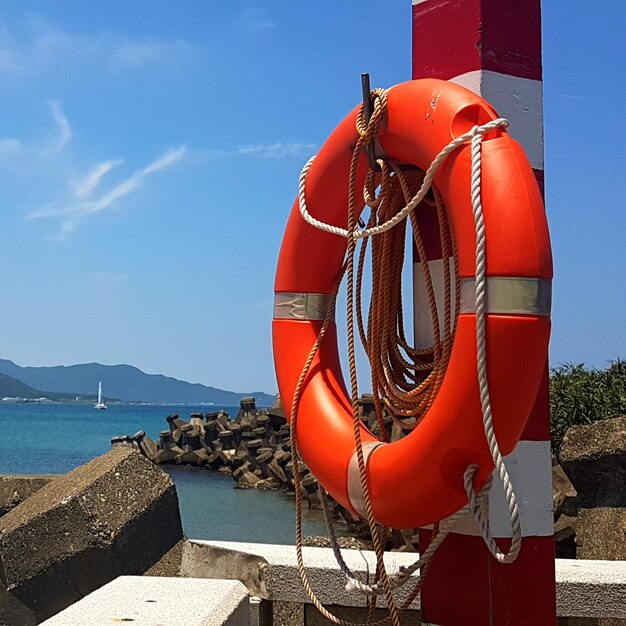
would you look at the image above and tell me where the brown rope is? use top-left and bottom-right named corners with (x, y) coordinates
top-left (290, 87), bottom-right (460, 625)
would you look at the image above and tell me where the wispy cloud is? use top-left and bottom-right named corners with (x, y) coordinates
top-left (238, 8), bottom-right (276, 32)
top-left (558, 93), bottom-right (603, 102)
top-left (236, 142), bottom-right (317, 159)
top-left (30, 147), bottom-right (186, 229)
top-left (110, 40), bottom-right (178, 67)
top-left (72, 160), bottom-right (123, 199)
top-left (0, 21), bottom-right (191, 74)
top-left (142, 147), bottom-right (187, 174)
top-left (0, 101), bottom-right (186, 241)
top-left (0, 102), bottom-right (69, 164)
top-left (189, 142), bottom-right (317, 163)
top-left (47, 101), bottom-right (72, 150)
top-left (0, 46), bottom-right (21, 71)
top-left (0, 137), bottom-right (24, 159)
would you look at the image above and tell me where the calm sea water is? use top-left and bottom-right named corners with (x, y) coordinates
top-left (0, 402), bottom-right (337, 544)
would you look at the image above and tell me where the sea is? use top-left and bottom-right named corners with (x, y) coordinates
top-left (0, 402), bottom-right (339, 544)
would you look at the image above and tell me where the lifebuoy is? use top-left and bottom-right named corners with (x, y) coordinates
top-left (273, 79), bottom-right (552, 529)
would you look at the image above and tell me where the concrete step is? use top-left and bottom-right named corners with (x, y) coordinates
top-left (40, 576), bottom-right (249, 626)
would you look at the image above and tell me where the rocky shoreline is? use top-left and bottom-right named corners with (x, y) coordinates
top-left (112, 399), bottom-right (626, 559)
top-left (110, 395), bottom-right (387, 538)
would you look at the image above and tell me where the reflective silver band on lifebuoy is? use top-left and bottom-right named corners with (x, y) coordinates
top-left (347, 441), bottom-right (384, 519)
top-left (273, 292), bottom-right (334, 321)
top-left (460, 277), bottom-right (551, 316)
top-left (275, 278), bottom-right (551, 322)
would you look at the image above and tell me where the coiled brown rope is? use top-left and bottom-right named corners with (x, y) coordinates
top-left (289, 88), bottom-right (460, 625)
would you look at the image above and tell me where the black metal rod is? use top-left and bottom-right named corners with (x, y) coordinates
top-left (361, 73), bottom-right (373, 125)
top-left (361, 73), bottom-right (381, 172)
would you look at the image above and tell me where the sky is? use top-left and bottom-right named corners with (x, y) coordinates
top-left (0, 2), bottom-right (624, 395)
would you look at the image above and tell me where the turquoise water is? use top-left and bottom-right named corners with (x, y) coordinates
top-left (0, 402), bottom-right (336, 544)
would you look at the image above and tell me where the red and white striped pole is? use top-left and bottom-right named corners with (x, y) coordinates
top-left (411, 1), bottom-right (556, 624)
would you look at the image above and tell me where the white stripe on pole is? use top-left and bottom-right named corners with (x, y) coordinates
top-left (423, 440), bottom-right (554, 538)
top-left (450, 70), bottom-right (544, 170)
top-left (413, 258), bottom-right (457, 348)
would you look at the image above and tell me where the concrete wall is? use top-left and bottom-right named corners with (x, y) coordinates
top-left (33, 540), bottom-right (626, 625)
top-left (40, 577), bottom-right (249, 626)
top-left (184, 540), bottom-right (626, 623)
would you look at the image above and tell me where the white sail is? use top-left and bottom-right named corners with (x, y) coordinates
top-left (94, 381), bottom-right (107, 409)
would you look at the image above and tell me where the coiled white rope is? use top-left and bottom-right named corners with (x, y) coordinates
top-left (298, 118), bottom-right (509, 241)
top-left (299, 116), bottom-right (523, 596)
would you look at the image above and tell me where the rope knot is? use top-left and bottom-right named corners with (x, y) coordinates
top-left (356, 87), bottom-right (388, 144)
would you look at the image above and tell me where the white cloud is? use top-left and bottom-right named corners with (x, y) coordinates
top-left (141, 147), bottom-right (187, 175)
top-left (0, 46), bottom-right (21, 71)
top-left (30, 146), bottom-right (187, 226)
top-left (73, 160), bottom-right (123, 199)
top-left (47, 101), bottom-right (72, 150)
top-left (558, 93), bottom-right (603, 102)
top-left (110, 40), bottom-right (174, 67)
top-left (1, 101), bottom-right (186, 240)
top-left (32, 28), bottom-right (73, 66)
top-left (236, 142), bottom-right (317, 159)
top-left (4, 98), bottom-right (308, 242)
top-left (0, 102), bottom-right (69, 170)
top-left (0, 137), bottom-right (24, 159)
top-left (239, 8), bottom-right (276, 32)
top-left (189, 142), bottom-right (317, 164)
top-left (0, 21), bottom-right (191, 74)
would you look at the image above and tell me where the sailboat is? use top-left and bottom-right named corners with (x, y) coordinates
top-left (94, 381), bottom-right (107, 410)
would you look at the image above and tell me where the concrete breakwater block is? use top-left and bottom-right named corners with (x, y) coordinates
top-left (0, 448), bottom-right (183, 622)
top-left (0, 475), bottom-right (57, 518)
top-left (560, 415), bottom-right (626, 509)
top-left (575, 508), bottom-right (626, 561)
top-left (560, 416), bottom-right (626, 560)
top-left (0, 585), bottom-right (37, 626)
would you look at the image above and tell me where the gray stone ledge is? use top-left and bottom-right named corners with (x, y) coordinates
top-left (556, 559), bottom-right (626, 618)
top-left (183, 540), bottom-right (422, 609)
top-left (184, 540), bottom-right (626, 618)
top-left (39, 576), bottom-right (250, 626)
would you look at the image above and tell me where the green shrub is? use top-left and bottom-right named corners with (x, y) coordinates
top-left (550, 359), bottom-right (626, 454)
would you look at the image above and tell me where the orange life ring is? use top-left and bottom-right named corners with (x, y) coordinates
top-left (273, 78), bottom-right (552, 529)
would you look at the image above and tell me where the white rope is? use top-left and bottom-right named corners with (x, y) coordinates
top-left (297, 155), bottom-right (351, 237)
top-left (298, 118), bottom-right (509, 241)
top-left (469, 128), bottom-right (522, 563)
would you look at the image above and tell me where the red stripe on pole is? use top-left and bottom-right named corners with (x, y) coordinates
top-left (491, 537), bottom-right (556, 624)
top-left (414, 201), bottom-right (444, 261)
top-left (412, 0), bottom-right (542, 81)
top-left (413, 0), bottom-right (555, 624)
top-left (419, 529), bottom-right (490, 624)
top-left (419, 530), bottom-right (556, 625)
top-left (534, 168), bottom-right (545, 196)
top-left (521, 360), bottom-right (552, 441)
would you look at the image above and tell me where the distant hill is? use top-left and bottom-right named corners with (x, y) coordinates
top-left (0, 359), bottom-right (275, 406)
top-left (0, 372), bottom-right (78, 401)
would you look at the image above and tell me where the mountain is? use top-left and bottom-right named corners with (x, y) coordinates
top-left (0, 359), bottom-right (275, 406)
top-left (0, 372), bottom-right (78, 401)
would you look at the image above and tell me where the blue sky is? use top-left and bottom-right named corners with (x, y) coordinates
top-left (0, 2), bottom-right (624, 394)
